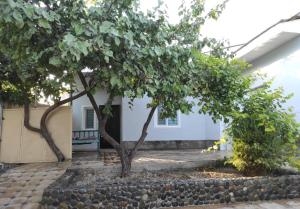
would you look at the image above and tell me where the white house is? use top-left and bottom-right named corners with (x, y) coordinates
top-left (72, 15), bottom-right (300, 152)
top-left (72, 77), bottom-right (221, 151)
top-left (237, 16), bottom-right (300, 122)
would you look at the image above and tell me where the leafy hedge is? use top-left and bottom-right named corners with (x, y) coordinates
top-left (226, 82), bottom-right (300, 175)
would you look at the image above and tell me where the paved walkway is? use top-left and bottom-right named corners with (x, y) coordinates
top-left (0, 162), bottom-right (70, 209)
top-left (176, 199), bottom-right (300, 209)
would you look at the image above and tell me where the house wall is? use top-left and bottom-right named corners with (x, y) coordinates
top-left (72, 77), bottom-right (122, 131)
top-left (72, 77), bottom-right (221, 149)
top-left (249, 36), bottom-right (300, 122)
top-left (0, 106), bottom-right (72, 163)
top-left (121, 97), bottom-right (220, 142)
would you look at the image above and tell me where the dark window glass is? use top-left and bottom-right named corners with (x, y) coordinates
top-left (85, 109), bottom-right (94, 129)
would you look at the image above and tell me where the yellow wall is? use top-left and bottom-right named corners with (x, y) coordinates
top-left (0, 106), bottom-right (72, 163)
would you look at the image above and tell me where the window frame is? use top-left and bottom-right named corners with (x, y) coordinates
top-left (154, 107), bottom-right (181, 128)
top-left (81, 106), bottom-right (96, 130)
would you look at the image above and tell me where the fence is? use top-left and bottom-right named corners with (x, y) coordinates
top-left (0, 106), bottom-right (72, 163)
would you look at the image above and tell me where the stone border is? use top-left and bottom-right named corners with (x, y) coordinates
top-left (42, 170), bottom-right (300, 209)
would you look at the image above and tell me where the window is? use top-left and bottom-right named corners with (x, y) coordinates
top-left (156, 106), bottom-right (180, 127)
top-left (84, 108), bottom-right (95, 129)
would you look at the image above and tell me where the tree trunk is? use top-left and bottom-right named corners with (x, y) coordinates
top-left (40, 117), bottom-right (65, 162)
top-left (129, 106), bottom-right (157, 159)
top-left (118, 146), bottom-right (132, 177)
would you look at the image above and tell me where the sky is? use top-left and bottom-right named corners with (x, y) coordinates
top-left (140, 0), bottom-right (300, 46)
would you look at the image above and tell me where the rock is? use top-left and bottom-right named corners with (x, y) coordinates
top-left (142, 194), bottom-right (148, 201)
top-left (58, 202), bottom-right (68, 209)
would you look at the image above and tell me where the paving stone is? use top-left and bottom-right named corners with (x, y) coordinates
top-left (11, 197), bottom-right (28, 204)
top-left (27, 196), bottom-right (42, 203)
top-left (22, 203), bottom-right (40, 209)
top-left (1, 192), bottom-right (15, 198)
top-left (0, 163), bottom-right (69, 208)
top-left (0, 198), bottom-right (11, 205)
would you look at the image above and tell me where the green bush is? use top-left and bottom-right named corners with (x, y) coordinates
top-left (226, 82), bottom-right (300, 175)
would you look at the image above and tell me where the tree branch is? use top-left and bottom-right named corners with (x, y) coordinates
top-left (77, 71), bottom-right (120, 149)
top-left (99, 93), bottom-right (121, 149)
top-left (101, 93), bottom-right (114, 123)
top-left (24, 101), bottom-right (42, 134)
top-left (129, 105), bottom-right (157, 159)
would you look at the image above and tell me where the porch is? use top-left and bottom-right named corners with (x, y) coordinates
top-left (72, 130), bottom-right (101, 153)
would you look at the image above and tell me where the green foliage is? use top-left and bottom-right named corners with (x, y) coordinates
top-left (0, 81), bottom-right (27, 104)
top-left (0, 0), bottom-right (75, 104)
top-left (290, 158), bottom-right (300, 171)
top-left (0, 0), bottom-right (248, 122)
top-left (191, 52), bottom-right (252, 121)
top-left (226, 82), bottom-right (300, 175)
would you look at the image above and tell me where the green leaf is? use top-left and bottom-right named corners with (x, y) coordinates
top-left (103, 49), bottom-right (113, 57)
top-left (77, 41), bottom-right (90, 56)
top-left (49, 57), bottom-right (61, 66)
top-left (7, 0), bottom-right (17, 8)
top-left (12, 10), bottom-right (22, 21)
top-left (22, 6), bottom-right (34, 19)
top-left (64, 33), bottom-right (76, 45)
top-left (154, 47), bottom-right (162, 56)
top-left (114, 37), bottom-right (120, 46)
top-left (124, 31), bottom-right (134, 45)
top-left (99, 21), bottom-right (114, 33)
top-left (110, 75), bottom-right (120, 87)
top-left (104, 56), bottom-right (109, 63)
top-left (73, 23), bottom-right (84, 35)
top-left (136, 88), bottom-right (143, 97)
top-left (38, 19), bottom-right (51, 29)
top-left (12, 10), bottom-right (24, 28)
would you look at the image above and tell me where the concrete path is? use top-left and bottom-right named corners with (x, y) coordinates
top-left (0, 162), bottom-right (70, 209)
top-left (176, 199), bottom-right (300, 209)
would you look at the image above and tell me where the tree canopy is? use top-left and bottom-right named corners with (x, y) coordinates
top-left (0, 0), bottom-right (251, 176)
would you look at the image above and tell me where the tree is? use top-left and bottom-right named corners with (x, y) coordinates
top-left (69, 0), bottom-right (251, 176)
top-left (1, 0), bottom-right (250, 176)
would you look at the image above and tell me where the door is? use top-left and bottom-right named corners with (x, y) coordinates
top-left (99, 105), bottom-right (121, 148)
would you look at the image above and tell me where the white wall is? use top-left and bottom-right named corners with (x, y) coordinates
top-left (121, 97), bottom-right (220, 141)
top-left (249, 36), bottom-right (300, 122)
top-left (71, 77), bottom-right (121, 131)
top-left (72, 77), bottom-right (221, 141)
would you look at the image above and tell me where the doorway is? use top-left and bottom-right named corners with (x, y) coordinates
top-left (99, 105), bottom-right (121, 148)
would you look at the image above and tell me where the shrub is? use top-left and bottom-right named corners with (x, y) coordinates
top-left (226, 82), bottom-right (300, 175)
